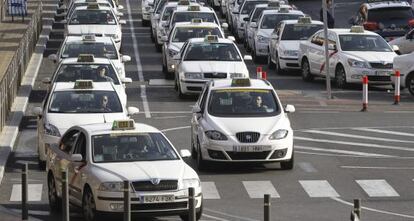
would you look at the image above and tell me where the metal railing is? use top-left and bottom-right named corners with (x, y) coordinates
top-left (0, 2), bottom-right (42, 133)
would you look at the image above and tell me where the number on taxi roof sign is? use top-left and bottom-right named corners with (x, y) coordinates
top-left (112, 120), bottom-right (135, 130)
top-left (74, 80), bottom-right (93, 89)
top-left (231, 78), bottom-right (251, 87)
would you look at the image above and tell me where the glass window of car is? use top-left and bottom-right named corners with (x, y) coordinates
top-left (281, 23), bottom-right (323, 40)
top-left (48, 91), bottom-right (123, 113)
top-left (199, 85), bottom-right (209, 110)
top-left (54, 64), bottom-right (120, 84)
top-left (73, 132), bottom-right (87, 160)
top-left (172, 12), bottom-right (218, 24)
top-left (339, 34), bottom-right (393, 52)
top-left (92, 133), bottom-right (179, 162)
top-left (61, 42), bottom-right (118, 59)
top-left (172, 27), bottom-right (222, 42)
top-left (60, 130), bottom-right (80, 154)
top-left (208, 89), bottom-right (280, 117)
top-left (161, 6), bottom-right (175, 21)
top-left (184, 43), bottom-right (242, 61)
top-left (260, 14), bottom-right (303, 29)
top-left (311, 31), bottom-right (324, 46)
top-left (251, 7), bottom-right (266, 22)
top-left (367, 7), bottom-right (414, 24)
top-left (70, 9), bottom-right (116, 25)
top-left (240, 1), bottom-right (267, 14)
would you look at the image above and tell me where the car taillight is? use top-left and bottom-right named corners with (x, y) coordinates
top-left (409, 19), bottom-right (414, 27)
top-left (363, 21), bottom-right (378, 31)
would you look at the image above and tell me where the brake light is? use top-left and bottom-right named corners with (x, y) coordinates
top-left (363, 22), bottom-right (378, 31)
top-left (409, 19), bottom-right (414, 27)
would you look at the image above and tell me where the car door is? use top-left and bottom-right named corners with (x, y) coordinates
top-left (326, 32), bottom-right (338, 77)
top-left (401, 29), bottom-right (414, 54)
top-left (270, 24), bottom-right (281, 61)
top-left (67, 131), bottom-right (88, 205)
top-left (308, 31), bottom-right (325, 74)
top-left (37, 91), bottom-right (51, 158)
top-left (191, 85), bottom-right (209, 145)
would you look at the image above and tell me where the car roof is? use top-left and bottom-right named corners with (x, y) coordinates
top-left (365, 1), bottom-right (410, 9)
top-left (81, 122), bottom-right (161, 136)
top-left (210, 79), bottom-right (274, 90)
top-left (262, 9), bottom-right (304, 15)
top-left (73, 5), bottom-right (113, 10)
top-left (329, 28), bottom-right (379, 36)
top-left (281, 19), bottom-right (323, 25)
top-left (173, 21), bottom-right (219, 28)
top-left (60, 57), bottom-right (112, 64)
top-left (188, 37), bottom-right (234, 44)
top-left (175, 5), bottom-right (214, 12)
top-left (65, 36), bottom-right (114, 43)
top-left (52, 82), bottom-right (117, 92)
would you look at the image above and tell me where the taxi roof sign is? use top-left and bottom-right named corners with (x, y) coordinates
top-left (350, 26), bottom-right (365, 33)
top-left (87, 3), bottom-right (100, 9)
top-left (74, 80), bottom-right (93, 89)
top-left (77, 54), bottom-right (95, 62)
top-left (112, 120), bottom-right (135, 130)
top-left (187, 5), bottom-right (200, 11)
top-left (268, 1), bottom-right (281, 8)
top-left (278, 6), bottom-right (290, 13)
top-left (231, 78), bottom-right (251, 87)
top-left (177, 0), bottom-right (190, 5)
top-left (204, 35), bottom-right (219, 42)
top-left (82, 35), bottom-right (96, 42)
top-left (191, 18), bottom-right (203, 23)
top-left (297, 16), bottom-right (312, 24)
top-left (85, 0), bottom-right (97, 2)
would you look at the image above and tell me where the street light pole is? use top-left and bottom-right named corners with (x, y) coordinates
top-left (322, 0), bottom-right (332, 99)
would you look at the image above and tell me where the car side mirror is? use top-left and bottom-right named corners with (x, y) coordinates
top-left (192, 105), bottom-right (202, 113)
top-left (271, 34), bottom-right (278, 40)
top-left (127, 106), bottom-right (139, 115)
top-left (71, 154), bottom-right (83, 162)
top-left (221, 22), bottom-right (229, 30)
top-left (119, 20), bottom-right (126, 25)
top-left (117, 5), bottom-right (124, 10)
top-left (284, 104), bottom-right (295, 113)
top-left (250, 22), bottom-right (257, 28)
top-left (392, 45), bottom-right (401, 55)
top-left (243, 55), bottom-right (252, 61)
top-left (121, 77), bottom-right (132, 84)
top-left (180, 149), bottom-right (191, 158)
top-left (61, 19), bottom-right (67, 23)
top-left (42, 77), bottom-right (52, 84)
top-left (121, 55), bottom-right (131, 62)
top-left (32, 107), bottom-right (43, 116)
top-left (58, 5), bottom-right (67, 10)
top-left (56, 12), bottom-right (67, 17)
top-left (116, 12), bottom-right (124, 17)
top-left (162, 23), bottom-right (169, 28)
top-left (48, 54), bottom-right (58, 63)
top-left (161, 36), bottom-right (168, 42)
top-left (173, 54), bottom-right (181, 60)
top-left (232, 8), bottom-right (239, 14)
top-left (227, 36), bottom-right (236, 42)
top-left (154, 14), bottom-right (160, 20)
top-left (328, 43), bottom-right (337, 51)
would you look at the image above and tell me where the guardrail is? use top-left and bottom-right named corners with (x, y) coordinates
top-left (0, 2), bottom-right (42, 133)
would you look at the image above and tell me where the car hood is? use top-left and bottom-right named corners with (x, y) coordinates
top-left (279, 41), bottom-right (300, 51)
top-left (181, 61), bottom-right (248, 75)
top-left (67, 25), bottom-right (119, 36)
top-left (341, 51), bottom-right (396, 63)
top-left (169, 42), bottom-right (185, 51)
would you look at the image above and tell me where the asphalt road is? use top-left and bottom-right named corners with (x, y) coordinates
top-left (1, 0), bottom-right (414, 220)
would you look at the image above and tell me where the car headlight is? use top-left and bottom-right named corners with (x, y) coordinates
top-left (184, 72), bottom-right (203, 79)
top-left (257, 35), bottom-right (268, 43)
top-left (182, 178), bottom-right (200, 189)
top-left (98, 182), bottom-right (124, 192)
top-left (205, 130), bottom-right (228, 140)
top-left (348, 59), bottom-right (368, 68)
top-left (269, 129), bottom-right (288, 140)
top-left (283, 50), bottom-right (299, 57)
top-left (168, 48), bottom-right (179, 57)
top-left (230, 73), bottom-right (244, 78)
top-left (44, 123), bottom-right (61, 137)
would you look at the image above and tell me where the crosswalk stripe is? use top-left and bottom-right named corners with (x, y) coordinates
top-left (354, 128), bottom-right (414, 137)
top-left (295, 145), bottom-right (394, 157)
top-left (356, 180), bottom-right (399, 197)
top-left (301, 130), bottom-right (414, 143)
top-left (201, 182), bottom-right (221, 200)
top-left (10, 184), bottom-right (43, 202)
top-left (299, 180), bottom-right (340, 197)
top-left (242, 181), bottom-right (280, 198)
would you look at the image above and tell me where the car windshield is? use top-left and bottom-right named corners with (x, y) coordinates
top-left (161, 6), bottom-right (175, 21)
top-left (339, 35), bottom-right (393, 52)
top-left (241, 1), bottom-right (267, 14)
top-left (251, 7), bottom-right (266, 22)
top-left (184, 43), bottom-right (242, 61)
top-left (48, 91), bottom-right (122, 113)
top-left (261, 14), bottom-right (302, 29)
top-left (70, 9), bottom-right (116, 25)
top-left (172, 27), bottom-right (222, 42)
top-left (281, 23), bottom-right (323, 40)
top-left (54, 64), bottom-right (120, 84)
top-left (92, 133), bottom-right (179, 162)
top-left (172, 12), bottom-right (217, 24)
top-left (208, 89), bottom-right (280, 117)
top-left (368, 7), bottom-right (413, 23)
top-left (61, 42), bottom-right (118, 59)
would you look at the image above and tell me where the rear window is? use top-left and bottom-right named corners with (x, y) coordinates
top-left (368, 7), bottom-right (414, 23)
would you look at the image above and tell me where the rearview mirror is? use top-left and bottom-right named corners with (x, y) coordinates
top-left (328, 43), bottom-right (337, 51)
top-left (117, 12), bottom-right (124, 17)
top-left (48, 54), bottom-right (58, 63)
top-left (243, 55), bottom-right (252, 61)
top-left (192, 105), bottom-right (202, 113)
top-left (71, 154), bottom-right (83, 162)
top-left (250, 22), bottom-right (257, 28)
top-left (221, 22), bottom-right (229, 30)
top-left (392, 45), bottom-right (401, 55)
top-left (154, 14), bottom-right (160, 20)
top-left (127, 107), bottom-right (140, 115)
top-left (161, 36), bottom-right (168, 42)
top-left (119, 20), bottom-right (126, 25)
top-left (42, 77), bottom-right (51, 84)
top-left (284, 104), bottom-right (295, 113)
top-left (118, 5), bottom-right (124, 10)
top-left (121, 77), bottom-right (132, 84)
top-left (121, 55), bottom-right (131, 62)
top-left (180, 149), bottom-right (191, 158)
top-left (173, 54), bottom-right (181, 60)
top-left (227, 36), bottom-right (236, 42)
top-left (32, 107), bottom-right (43, 116)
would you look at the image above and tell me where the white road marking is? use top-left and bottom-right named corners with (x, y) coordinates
top-left (295, 145), bottom-right (394, 157)
top-left (354, 128), bottom-right (414, 137)
top-left (10, 184), bottom-right (43, 201)
top-left (204, 208), bottom-right (260, 221)
top-left (301, 129), bottom-right (414, 143)
top-left (296, 150), bottom-right (414, 159)
top-left (295, 136), bottom-right (414, 152)
top-left (341, 166), bottom-right (414, 170)
top-left (148, 79), bottom-right (175, 86)
top-left (299, 180), bottom-right (340, 198)
top-left (331, 197), bottom-right (414, 219)
top-left (153, 115), bottom-right (189, 119)
top-left (356, 179), bottom-right (399, 197)
top-left (161, 126), bottom-right (191, 132)
top-left (202, 214), bottom-right (231, 221)
top-left (298, 162), bottom-right (317, 172)
top-left (126, 0), bottom-right (151, 118)
top-left (242, 181), bottom-right (280, 198)
top-left (201, 182), bottom-right (221, 199)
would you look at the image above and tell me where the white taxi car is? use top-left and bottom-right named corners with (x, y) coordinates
top-left (231, 0), bottom-right (269, 41)
top-left (154, 1), bottom-right (181, 51)
top-left (393, 52), bottom-right (414, 95)
top-left (43, 55), bottom-right (131, 105)
top-left (190, 78), bottom-right (295, 170)
top-left (65, 4), bottom-right (126, 50)
top-left (161, 19), bottom-right (225, 77)
top-left (61, 0), bottom-right (123, 20)
top-left (142, 0), bottom-right (154, 26)
top-left (33, 80), bottom-right (139, 169)
top-left (389, 28), bottom-right (414, 54)
top-left (46, 119), bottom-right (202, 221)
top-left (174, 36), bottom-right (251, 97)
top-left (268, 17), bottom-right (323, 74)
top-left (47, 35), bottom-right (131, 78)
top-left (299, 26), bottom-right (398, 88)
top-left (251, 7), bottom-right (304, 62)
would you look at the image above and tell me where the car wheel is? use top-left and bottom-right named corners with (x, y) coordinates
top-left (301, 58), bottom-right (313, 82)
top-left (142, 19), bottom-right (149, 27)
top-left (48, 174), bottom-right (61, 213)
top-left (38, 159), bottom-right (46, 170)
top-left (177, 79), bottom-right (186, 98)
top-left (83, 187), bottom-right (99, 221)
top-left (150, 29), bottom-right (155, 42)
top-left (191, 134), bottom-right (196, 159)
top-left (335, 65), bottom-right (347, 89)
top-left (406, 73), bottom-right (414, 96)
top-left (180, 203), bottom-right (203, 221)
top-left (268, 51), bottom-right (275, 70)
top-left (280, 151), bottom-right (294, 170)
top-left (275, 54), bottom-right (285, 75)
top-left (196, 139), bottom-right (207, 171)
top-left (155, 43), bottom-right (162, 52)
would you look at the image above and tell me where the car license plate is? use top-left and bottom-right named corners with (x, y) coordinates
top-left (142, 195), bottom-right (175, 203)
top-left (233, 145), bottom-right (265, 152)
top-left (376, 71), bottom-right (392, 76)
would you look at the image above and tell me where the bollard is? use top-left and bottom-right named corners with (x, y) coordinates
top-left (394, 70), bottom-right (401, 105)
top-left (262, 71), bottom-right (267, 80)
top-left (353, 199), bottom-right (361, 219)
top-left (256, 66), bottom-right (262, 79)
top-left (124, 181), bottom-right (131, 221)
top-left (22, 164), bottom-right (28, 220)
top-left (61, 170), bottom-right (69, 221)
top-left (188, 187), bottom-right (196, 221)
top-left (264, 194), bottom-right (271, 221)
top-left (361, 76), bottom-right (368, 112)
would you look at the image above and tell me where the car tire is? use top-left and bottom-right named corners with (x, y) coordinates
top-left (142, 19), bottom-right (149, 27)
top-left (177, 79), bottom-right (186, 99)
top-left (268, 51), bottom-right (275, 70)
top-left (335, 65), bottom-right (347, 89)
top-left (38, 159), bottom-right (46, 170)
top-left (406, 73), bottom-right (414, 96)
top-left (48, 173), bottom-right (61, 213)
top-left (196, 139), bottom-right (207, 171)
top-left (280, 151), bottom-right (294, 170)
top-left (275, 54), bottom-right (285, 75)
top-left (180, 203), bottom-right (203, 221)
top-left (155, 43), bottom-right (162, 52)
top-left (191, 134), bottom-right (197, 159)
top-left (150, 30), bottom-right (155, 42)
top-left (83, 187), bottom-right (100, 221)
top-left (301, 58), bottom-right (313, 82)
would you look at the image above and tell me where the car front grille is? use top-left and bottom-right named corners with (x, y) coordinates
top-left (370, 62), bottom-right (393, 69)
top-left (236, 132), bottom-right (260, 143)
top-left (226, 151), bottom-right (270, 160)
top-left (204, 72), bottom-right (227, 78)
top-left (132, 180), bottom-right (178, 191)
top-left (131, 201), bottom-right (187, 211)
top-left (367, 76), bottom-right (391, 82)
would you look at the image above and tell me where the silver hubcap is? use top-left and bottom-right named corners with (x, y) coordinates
top-left (303, 62), bottom-right (309, 77)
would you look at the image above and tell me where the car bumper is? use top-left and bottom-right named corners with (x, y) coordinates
top-left (255, 42), bottom-right (269, 56)
top-left (180, 79), bottom-right (209, 94)
top-left (346, 67), bottom-right (393, 84)
top-left (279, 57), bottom-right (300, 70)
